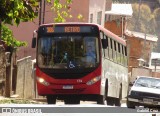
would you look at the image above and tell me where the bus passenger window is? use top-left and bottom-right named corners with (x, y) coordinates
top-left (121, 45), bottom-right (125, 65)
top-left (104, 35), bottom-right (109, 58)
top-left (124, 46), bottom-right (128, 66)
top-left (117, 43), bottom-right (121, 64)
top-left (109, 38), bottom-right (113, 60)
top-left (113, 40), bottom-right (117, 63)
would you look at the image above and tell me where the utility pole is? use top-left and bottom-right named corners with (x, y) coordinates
top-left (39, 0), bottom-right (46, 26)
top-left (42, 0), bottom-right (46, 24)
top-left (39, 0), bottom-right (42, 26)
top-left (143, 32), bottom-right (147, 66)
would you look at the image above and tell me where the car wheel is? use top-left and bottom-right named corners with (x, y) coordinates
top-left (127, 100), bottom-right (135, 108)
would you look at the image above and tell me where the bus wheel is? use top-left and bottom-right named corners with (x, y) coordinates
top-left (47, 95), bottom-right (56, 104)
top-left (115, 87), bottom-right (122, 106)
top-left (97, 95), bottom-right (106, 104)
top-left (115, 97), bottom-right (121, 106)
top-left (106, 97), bottom-right (114, 106)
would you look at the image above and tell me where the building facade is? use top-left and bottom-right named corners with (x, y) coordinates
top-left (89, 0), bottom-right (112, 26)
top-left (125, 31), bottom-right (158, 72)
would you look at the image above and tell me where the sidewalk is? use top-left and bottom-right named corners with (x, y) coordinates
top-left (0, 96), bottom-right (8, 100)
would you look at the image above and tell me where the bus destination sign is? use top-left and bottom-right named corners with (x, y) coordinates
top-left (64, 26), bottom-right (80, 33)
top-left (44, 25), bottom-right (97, 34)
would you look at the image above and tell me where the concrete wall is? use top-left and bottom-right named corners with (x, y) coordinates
top-left (15, 56), bottom-right (33, 99)
top-left (0, 46), bottom-right (6, 82)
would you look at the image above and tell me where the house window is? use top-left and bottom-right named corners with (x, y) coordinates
top-left (97, 11), bottom-right (102, 25)
top-left (90, 14), bottom-right (93, 23)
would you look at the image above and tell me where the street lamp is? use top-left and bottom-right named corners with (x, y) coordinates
top-left (137, 58), bottom-right (145, 67)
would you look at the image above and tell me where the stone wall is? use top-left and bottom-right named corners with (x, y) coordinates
top-left (15, 56), bottom-right (34, 99)
top-left (0, 45), bottom-right (6, 96)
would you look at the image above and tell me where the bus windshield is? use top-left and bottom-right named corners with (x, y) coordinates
top-left (37, 35), bottom-right (100, 69)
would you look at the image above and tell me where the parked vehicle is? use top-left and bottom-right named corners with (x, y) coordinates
top-left (127, 76), bottom-right (160, 108)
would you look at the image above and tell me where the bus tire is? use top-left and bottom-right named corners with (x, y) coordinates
top-left (106, 97), bottom-right (114, 106)
top-left (97, 95), bottom-right (106, 105)
top-left (97, 80), bottom-right (108, 105)
top-left (115, 86), bottom-right (122, 106)
top-left (47, 95), bottom-right (56, 104)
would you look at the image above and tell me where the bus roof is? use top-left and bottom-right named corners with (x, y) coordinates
top-left (98, 25), bottom-right (126, 46)
top-left (40, 22), bottom-right (126, 46)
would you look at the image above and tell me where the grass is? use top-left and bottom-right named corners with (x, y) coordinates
top-left (0, 99), bottom-right (44, 104)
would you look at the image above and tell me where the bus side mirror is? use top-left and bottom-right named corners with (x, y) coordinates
top-left (32, 37), bottom-right (36, 48)
top-left (102, 39), bottom-right (108, 49)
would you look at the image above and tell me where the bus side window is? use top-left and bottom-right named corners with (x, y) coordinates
top-left (113, 40), bottom-right (117, 63)
top-left (104, 35), bottom-right (109, 58)
top-left (117, 43), bottom-right (121, 64)
top-left (121, 45), bottom-right (125, 65)
top-left (102, 34), bottom-right (108, 49)
top-left (109, 38), bottom-right (113, 60)
top-left (104, 34), bottom-right (109, 58)
top-left (124, 46), bottom-right (128, 67)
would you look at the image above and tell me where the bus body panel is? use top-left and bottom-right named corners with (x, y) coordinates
top-left (101, 57), bottom-right (128, 99)
top-left (36, 64), bottom-right (102, 96)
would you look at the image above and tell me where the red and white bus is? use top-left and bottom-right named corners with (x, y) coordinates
top-left (32, 23), bottom-right (129, 105)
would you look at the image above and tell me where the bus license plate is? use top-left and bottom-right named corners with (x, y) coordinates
top-left (63, 85), bottom-right (73, 89)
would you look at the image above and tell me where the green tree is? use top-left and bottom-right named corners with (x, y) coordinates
top-left (0, 0), bottom-right (39, 25)
top-left (153, 8), bottom-right (160, 52)
top-left (153, 8), bottom-right (160, 33)
top-left (47, 0), bottom-right (83, 22)
top-left (1, 25), bottom-right (26, 47)
top-left (127, 3), bottom-right (156, 35)
top-left (48, 0), bottom-right (72, 22)
top-left (0, 0), bottom-right (39, 48)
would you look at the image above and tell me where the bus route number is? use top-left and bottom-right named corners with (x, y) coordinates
top-left (65, 26), bottom-right (80, 32)
top-left (47, 27), bottom-right (54, 33)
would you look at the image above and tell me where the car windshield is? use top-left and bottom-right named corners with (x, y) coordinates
top-left (37, 35), bottom-right (100, 69)
top-left (134, 77), bottom-right (160, 89)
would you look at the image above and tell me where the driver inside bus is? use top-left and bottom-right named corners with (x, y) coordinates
top-left (86, 46), bottom-right (96, 59)
top-left (85, 45), bottom-right (96, 66)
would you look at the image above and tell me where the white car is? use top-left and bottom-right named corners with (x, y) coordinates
top-left (127, 76), bottom-right (160, 108)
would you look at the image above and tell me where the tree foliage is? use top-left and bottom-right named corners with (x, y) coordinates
top-left (127, 3), bottom-right (156, 34)
top-left (0, 0), bottom-right (39, 25)
top-left (1, 24), bottom-right (27, 47)
top-left (153, 8), bottom-right (160, 32)
top-left (0, 0), bottom-right (39, 48)
top-left (47, 0), bottom-right (83, 23)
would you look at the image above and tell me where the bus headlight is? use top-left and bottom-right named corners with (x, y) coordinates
top-left (86, 76), bottom-right (101, 85)
top-left (37, 77), bottom-right (50, 86)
